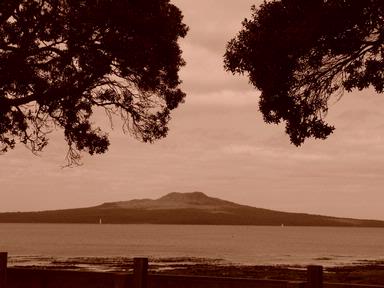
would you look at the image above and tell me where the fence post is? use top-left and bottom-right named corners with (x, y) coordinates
top-left (113, 274), bottom-right (127, 288)
top-left (133, 258), bottom-right (148, 288)
top-left (0, 252), bottom-right (7, 288)
top-left (307, 265), bottom-right (323, 288)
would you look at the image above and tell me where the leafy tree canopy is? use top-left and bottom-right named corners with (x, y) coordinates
top-left (0, 0), bottom-right (187, 164)
top-left (224, 0), bottom-right (384, 145)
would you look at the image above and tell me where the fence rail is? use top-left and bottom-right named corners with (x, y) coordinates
top-left (1, 252), bottom-right (383, 288)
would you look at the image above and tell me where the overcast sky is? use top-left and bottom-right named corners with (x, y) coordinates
top-left (1, 0), bottom-right (384, 220)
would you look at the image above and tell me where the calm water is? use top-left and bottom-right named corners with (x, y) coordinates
top-left (0, 224), bottom-right (383, 268)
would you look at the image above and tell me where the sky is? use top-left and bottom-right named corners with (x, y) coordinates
top-left (1, 0), bottom-right (384, 220)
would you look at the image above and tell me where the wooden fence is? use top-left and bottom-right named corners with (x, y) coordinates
top-left (1, 252), bottom-right (383, 288)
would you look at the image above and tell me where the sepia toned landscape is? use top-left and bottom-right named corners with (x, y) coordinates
top-left (1, 0), bottom-right (384, 288)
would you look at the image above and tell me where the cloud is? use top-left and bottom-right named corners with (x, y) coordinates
top-left (173, 0), bottom-right (259, 94)
top-left (179, 41), bottom-right (252, 94)
top-left (185, 89), bottom-right (258, 106)
top-left (220, 143), bottom-right (333, 162)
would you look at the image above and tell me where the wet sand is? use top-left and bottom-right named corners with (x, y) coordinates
top-left (155, 262), bottom-right (384, 285)
top-left (8, 256), bottom-right (384, 285)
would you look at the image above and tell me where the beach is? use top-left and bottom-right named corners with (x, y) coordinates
top-left (7, 256), bottom-right (384, 286)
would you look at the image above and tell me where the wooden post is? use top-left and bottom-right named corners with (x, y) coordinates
top-left (133, 258), bottom-right (148, 288)
top-left (113, 274), bottom-right (127, 288)
top-left (307, 265), bottom-right (323, 288)
top-left (0, 252), bottom-right (7, 288)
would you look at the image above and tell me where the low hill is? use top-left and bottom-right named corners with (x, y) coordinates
top-left (99, 192), bottom-right (242, 210)
top-left (1, 192), bottom-right (383, 226)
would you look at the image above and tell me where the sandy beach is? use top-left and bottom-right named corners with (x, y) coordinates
top-left (7, 256), bottom-right (384, 285)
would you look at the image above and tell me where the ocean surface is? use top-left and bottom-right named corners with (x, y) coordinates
top-left (0, 224), bottom-right (383, 270)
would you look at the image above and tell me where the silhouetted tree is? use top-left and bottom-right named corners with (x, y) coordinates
top-left (0, 0), bottom-right (187, 164)
top-left (224, 0), bottom-right (384, 145)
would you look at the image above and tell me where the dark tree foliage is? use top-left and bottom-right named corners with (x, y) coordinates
top-left (0, 0), bottom-right (187, 164)
top-left (224, 0), bottom-right (384, 145)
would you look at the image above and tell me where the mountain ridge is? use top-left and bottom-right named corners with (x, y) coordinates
top-left (0, 192), bottom-right (383, 226)
top-left (98, 192), bottom-right (247, 210)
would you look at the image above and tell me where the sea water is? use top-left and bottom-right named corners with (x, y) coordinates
top-left (0, 223), bottom-right (383, 268)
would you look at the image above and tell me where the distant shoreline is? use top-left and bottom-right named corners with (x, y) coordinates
top-left (2, 222), bottom-right (384, 226)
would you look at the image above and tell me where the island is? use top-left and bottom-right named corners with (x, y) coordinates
top-left (0, 192), bottom-right (383, 226)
